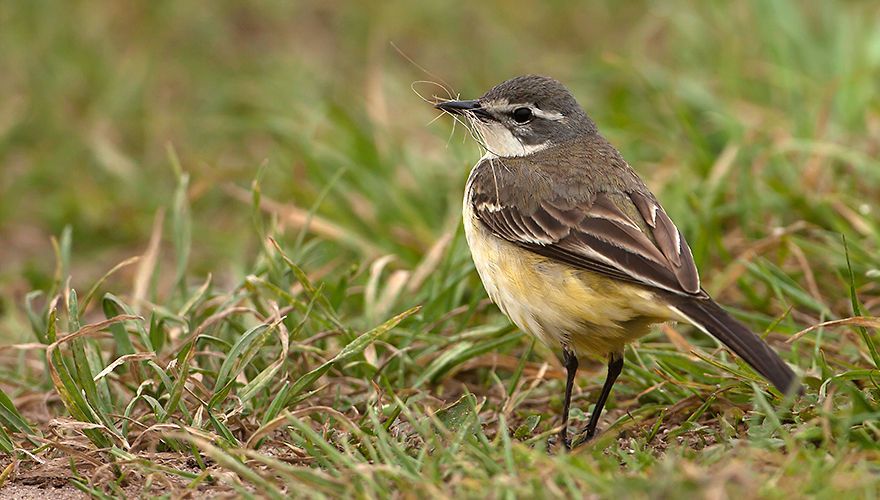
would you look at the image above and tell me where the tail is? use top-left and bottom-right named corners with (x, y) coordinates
top-left (665, 296), bottom-right (799, 394)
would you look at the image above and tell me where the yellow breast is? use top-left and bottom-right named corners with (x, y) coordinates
top-left (462, 174), bottom-right (674, 358)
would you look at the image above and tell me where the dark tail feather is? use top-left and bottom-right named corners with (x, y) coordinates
top-left (666, 296), bottom-right (799, 394)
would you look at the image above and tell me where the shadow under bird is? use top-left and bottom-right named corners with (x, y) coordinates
top-left (435, 75), bottom-right (800, 449)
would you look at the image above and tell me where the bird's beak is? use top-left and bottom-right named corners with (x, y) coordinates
top-left (434, 99), bottom-right (482, 115)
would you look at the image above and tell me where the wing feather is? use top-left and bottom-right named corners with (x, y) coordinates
top-left (630, 191), bottom-right (700, 293)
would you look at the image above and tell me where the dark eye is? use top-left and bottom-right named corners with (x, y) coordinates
top-left (512, 107), bottom-right (533, 123)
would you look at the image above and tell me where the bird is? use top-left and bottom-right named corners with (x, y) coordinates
top-left (434, 75), bottom-right (800, 449)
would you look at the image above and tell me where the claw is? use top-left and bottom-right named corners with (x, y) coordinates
top-left (570, 428), bottom-right (597, 448)
top-left (547, 432), bottom-right (573, 453)
top-left (560, 425), bottom-right (572, 450)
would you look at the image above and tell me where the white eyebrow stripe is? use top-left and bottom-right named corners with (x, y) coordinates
top-left (532, 108), bottom-right (564, 121)
top-left (488, 102), bottom-right (565, 121)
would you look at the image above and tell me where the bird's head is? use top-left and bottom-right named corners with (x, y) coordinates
top-left (435, 75), bottom-right (596, 158)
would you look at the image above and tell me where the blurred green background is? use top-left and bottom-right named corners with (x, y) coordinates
top-left (1, 0), bottom-right (879, 329)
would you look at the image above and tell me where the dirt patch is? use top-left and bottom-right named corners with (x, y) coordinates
top-left (0, 483), bottom-right (87, 500)
top-left (1, 457), bottom-right (245, 499)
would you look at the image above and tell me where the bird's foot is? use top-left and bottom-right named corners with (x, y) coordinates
top-left (570, 427), bottom-right (597, 448)
top-left (547, 431), bottom-right (572, 452)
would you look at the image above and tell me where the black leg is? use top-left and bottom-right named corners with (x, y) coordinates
top-left (577, 352), bottom-right (624, 443)
top-left (559, 348), bottom-right (578, 449)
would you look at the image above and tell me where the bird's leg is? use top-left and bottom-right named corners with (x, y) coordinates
top-left (576, 352), bottom-right (624, 444)
top-left (559, 348), bottom-right (579, 449)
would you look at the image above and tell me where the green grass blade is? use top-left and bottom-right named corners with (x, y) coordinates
top-left (209, 321), bottom-right (275, 409)
top-left (0, 388), bottom-right (36, 438)
top-left (285, 306), bottom-right (420, 405)
top-left (843, 236), bottom-right (880, 367)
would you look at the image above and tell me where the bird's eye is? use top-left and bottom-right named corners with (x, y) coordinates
top-left (512, 107), bottom-right (533, 123)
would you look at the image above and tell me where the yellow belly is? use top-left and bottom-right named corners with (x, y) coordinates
top-left (462, 195), bottom-right (675, 358)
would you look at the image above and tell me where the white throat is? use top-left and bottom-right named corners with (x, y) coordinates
top-left (473, 121), bottom-right (551, 158)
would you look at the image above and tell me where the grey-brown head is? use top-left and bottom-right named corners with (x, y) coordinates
top-left (435, 75), bottom-right (596, 158)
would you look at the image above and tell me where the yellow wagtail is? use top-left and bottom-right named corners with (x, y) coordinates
top-left (435, 75), bottom-right (799, 448)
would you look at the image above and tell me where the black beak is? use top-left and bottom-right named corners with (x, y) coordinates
top-left (434, 99), bottom-right (482, 115)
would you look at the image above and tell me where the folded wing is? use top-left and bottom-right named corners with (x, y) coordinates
top-left (472, 178), bottom-right (702, 298)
